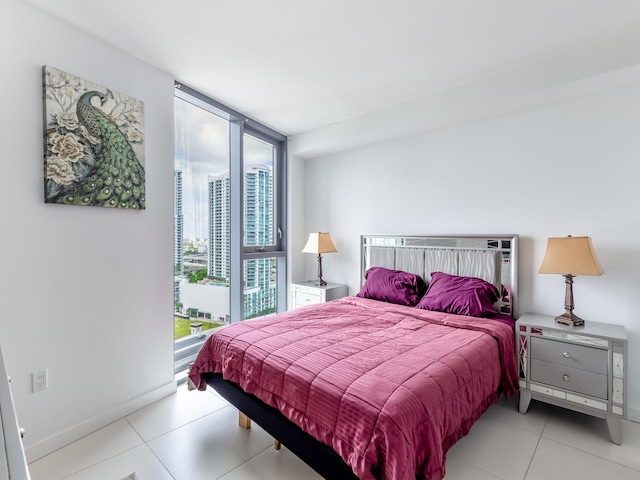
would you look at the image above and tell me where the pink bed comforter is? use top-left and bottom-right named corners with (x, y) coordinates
top-left (189, 296), bottom-right (518, 480)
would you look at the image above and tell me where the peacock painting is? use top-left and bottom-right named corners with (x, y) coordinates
top-left (43, 66), bottom-right (145, 209)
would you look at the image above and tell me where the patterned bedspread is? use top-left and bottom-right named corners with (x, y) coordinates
top-left (189, 296), bottom-right (518, 480)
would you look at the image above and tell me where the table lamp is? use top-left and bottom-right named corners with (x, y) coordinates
top-left (302, 232), bottom-right (337, 286)
top-left (538, 235), bottom-right (604, 326)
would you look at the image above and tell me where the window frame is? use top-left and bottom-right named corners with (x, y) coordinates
top-left (175, 82), bottom-right (287, 323)
top-left (242, 131), bottom-right (281, 253)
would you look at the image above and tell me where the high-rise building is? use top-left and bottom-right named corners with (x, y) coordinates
top-left (174, 171), bottom-right (184, 303)
top-left (208, 172), bottom-right (230, 281)
top-left (174, 171), bottom-right (184, 274)
top-left (243, 166), bottom-right (275, 318)
top-left (208, 166), bottom-right (275, 319)
top-left (243, 166), bottom-right (273, 247)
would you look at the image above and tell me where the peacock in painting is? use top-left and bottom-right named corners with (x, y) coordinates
top-left (66, 90), bottom-right (146, 209)
top-left (44, 66), bottom-right (146, 210)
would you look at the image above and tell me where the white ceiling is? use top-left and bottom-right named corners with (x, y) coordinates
top-left (25, 0), bottom-right (640, 137)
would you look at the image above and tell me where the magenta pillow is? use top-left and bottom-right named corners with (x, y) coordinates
top-left (357, 267), bottom-right (427, 306)
top-left (416, 271), bottom-right (499, 317)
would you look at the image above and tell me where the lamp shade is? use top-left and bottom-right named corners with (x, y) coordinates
top-left (302, 232), bottom-right (337, 254)
top-left (538, 236), bottom-right (604, 276)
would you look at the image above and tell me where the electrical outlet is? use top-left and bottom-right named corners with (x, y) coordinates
top-left (32, 369), bottom-right (47, 392)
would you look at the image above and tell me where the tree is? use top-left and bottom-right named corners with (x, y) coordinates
top-left (188, 269), bottom-right (207, 283)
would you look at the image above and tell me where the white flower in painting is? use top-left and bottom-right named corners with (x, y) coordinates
top-left (125, 112), bottom-right (139, 123)
top-left (111, 113), bottom-right (125, 126)
top-left (127, 128), bottom-right (143, 143)
top-left (46, 156), bottom-right (75, 185)
top-left (50, 132), bottom-right (84, 162)
top-left (56, 112), bottom-right (78, 130)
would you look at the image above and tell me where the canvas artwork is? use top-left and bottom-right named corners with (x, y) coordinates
top-left (43, 65), bottom-right (145, 209)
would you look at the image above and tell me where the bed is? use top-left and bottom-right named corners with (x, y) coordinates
top-left (189, 234), bottom-right (519, 480)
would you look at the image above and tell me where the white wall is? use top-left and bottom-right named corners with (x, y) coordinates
top-left (1, 0), bottom-right (175, 460)
top-left (286, 139), bottom-right (308, 288)
top-left (295, 82), bottom-right (640, 421)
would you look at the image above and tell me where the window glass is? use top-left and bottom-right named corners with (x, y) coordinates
top-left (173, 85), bottom-right (287, 374)
top-left (243, 258), bottom-right (277, 319)
top-left (243, 134), bottom-right (276, 249)
top-left (174, 97), bottom-right (230, 344)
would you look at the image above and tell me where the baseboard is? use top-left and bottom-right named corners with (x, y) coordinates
top-left (25, 380), bottom-right (177, 463)
top-left (628, 405), bottom-right (640, 423)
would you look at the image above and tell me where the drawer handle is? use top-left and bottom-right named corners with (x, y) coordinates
top-left (563, 352), bottom-right (571, 358)
top-left (19, 428), bottom-right (25, 439)
top-left (562, 374), bottom-right (570, 382)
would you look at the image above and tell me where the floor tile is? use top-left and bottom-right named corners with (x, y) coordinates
top-left (126, 383), bottom-right (228, 441)
top-left (486, 396), bottom-right (552, 436)
top-left (542, 407), bottom-right (640, 472)
top-left (525, 437), bottom-right (640, 480)
top-left (147, 405), bottom-right (273, 480)
top-left (28, 419), bottom-right (143, 480)
top-left (446, 414), bottom-right (540, 480)
top-left (219, 445), bottom-right (322, 480)
top-left (62, 444), bottom-right (174, 480)
top-left (444, 457), bottom-right (503, 479)
top-left (26, 379), bottom-right (640, 480)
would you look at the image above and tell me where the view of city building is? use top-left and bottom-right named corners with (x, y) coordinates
top-left (174, 94), bottom-right (231, 340)
top-left (173, 91), bottom-right (284, 379)
top-left (174, 171), bottom-right (184, 277)
top-left (240, 166), bottom-right (276, 319)
top-left (173, 164), bottom-right (276, 329)
top-left (208, 172), bottom-right (230, 281)
top-left (206, 166), bottom-right (276, 319)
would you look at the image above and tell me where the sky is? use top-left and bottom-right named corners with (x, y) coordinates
top-left (175, 97), bottom-right (273, 240)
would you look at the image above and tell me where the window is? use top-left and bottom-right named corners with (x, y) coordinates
top-left (174, 83), bottom-right (287, 373)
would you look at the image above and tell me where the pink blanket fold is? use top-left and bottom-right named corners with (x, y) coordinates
top-left (189, 296), bottom-right (518, 480)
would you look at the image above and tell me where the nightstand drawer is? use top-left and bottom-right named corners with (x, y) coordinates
top-left (531, 359), bottom-right (608, 399)
top-left (295, 291), bottom-right (322, 306)
top-left (531, 337), bottom-right (607, 374)
top-left (292, 285), bottom-right (318, 295)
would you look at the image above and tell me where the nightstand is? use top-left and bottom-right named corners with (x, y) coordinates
top-left (290, 281), bottom-right (348, 309)
top-left (516, 312), bottom-right (627, 444)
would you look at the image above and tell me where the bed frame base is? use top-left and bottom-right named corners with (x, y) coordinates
top-left (238, 412), bottom-right (282, 451)
top-left (238, 412), bottom-right (252, 429)
top-left (205, 373), bottom-right (358, 479)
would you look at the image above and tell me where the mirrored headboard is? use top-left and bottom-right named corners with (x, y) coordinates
top-left (361, 234), bottom-right (519, 318)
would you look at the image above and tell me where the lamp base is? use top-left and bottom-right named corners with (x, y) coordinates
top-left (555, 312), bottom-right (585, 327)
top-left (313, 254), bottom-right (327, 287)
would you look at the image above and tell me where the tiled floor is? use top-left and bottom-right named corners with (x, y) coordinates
top-left (28, 384), bottom-right (640, 480)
